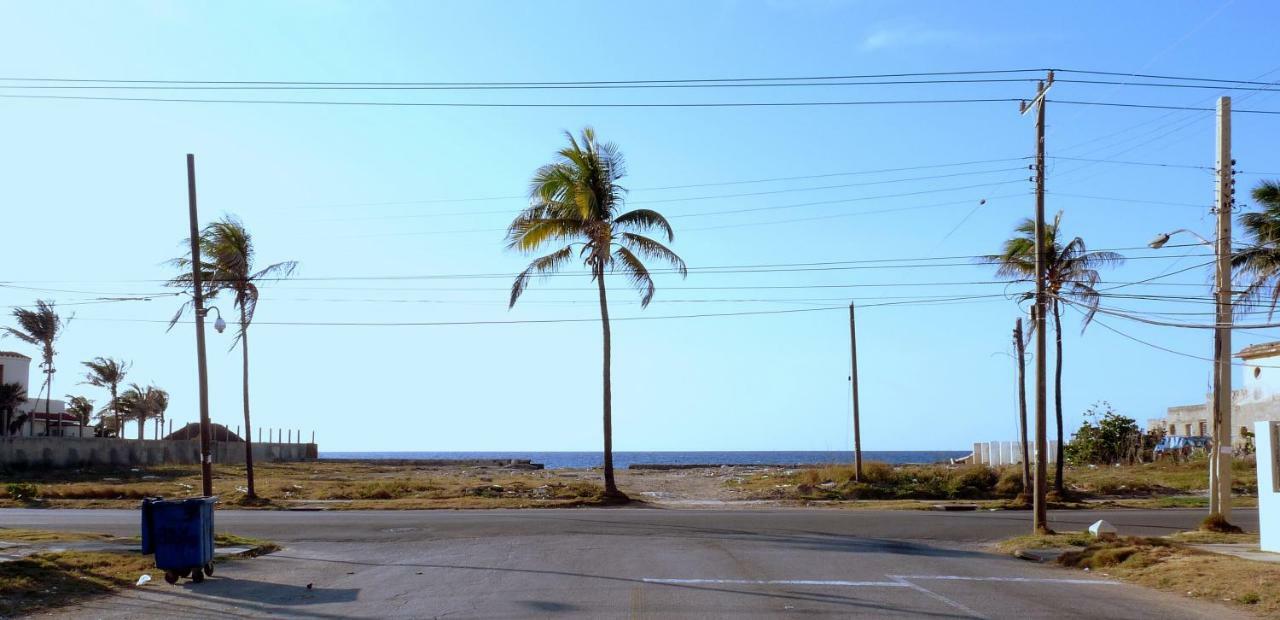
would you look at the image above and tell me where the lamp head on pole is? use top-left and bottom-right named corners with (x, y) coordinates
top-left (1148, 233), bottom-right (1171, 249)
top-left (213, 316), bottom-right (226, 334)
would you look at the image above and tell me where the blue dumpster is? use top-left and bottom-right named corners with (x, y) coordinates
top-left (140, 497), bottom-right (217, 584)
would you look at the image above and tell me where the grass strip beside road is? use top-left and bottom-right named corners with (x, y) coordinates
top-left (0, 529), bottom-right (279, 616)
top-left (998, 531), bottom-right (1276, 616)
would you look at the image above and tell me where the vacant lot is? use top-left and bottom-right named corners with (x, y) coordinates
top-left (1, 461), bottom-right (608, 509)
top-left (730, 458), bottom-right (1258, 506)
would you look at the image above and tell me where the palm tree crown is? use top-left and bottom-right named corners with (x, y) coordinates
top-left (507, 127), bottom-right (687, 307)
top-left (168, 215), bottom-right (298, 343)
top-left (82, 357), bottom-right (130, 436)
top-left (0, 382), bottom-right (26, 436)
top-left (984, 211), bottom-right (1124, 328)
top-left (1233, 180), bottom-right (1280, 316)
top-left (3, 300), bottom-right (68, 435)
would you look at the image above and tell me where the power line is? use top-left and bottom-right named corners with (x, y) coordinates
top-left (321, 166), bottom-right (1027, 221)
top-left (1047, 156), bottom-right (1212, 171)
top-left (1057, 68), bottom-right (1280, 87)
top-left (0, 68), bottom-right (1051, 87)
top-left (0, 93), bottom-right (1025, 108)
top-left (0, 78), bottom-right (1044, 91)
top-left (1052, 99), bottom-right (1280, 115)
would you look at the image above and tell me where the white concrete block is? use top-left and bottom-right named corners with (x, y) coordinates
top-left (1088, 519), bottom-right (1118, 540)
top-left (1257, 421), bottom-right (1280, 553)
top-left (988, 442), bottom-right (1002, 466)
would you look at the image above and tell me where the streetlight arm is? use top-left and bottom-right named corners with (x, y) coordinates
top-left (1150, 228), bottom-right (1214, 249)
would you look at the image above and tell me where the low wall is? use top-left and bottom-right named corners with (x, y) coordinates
top-left (0, 437), bottom-right (317, 469)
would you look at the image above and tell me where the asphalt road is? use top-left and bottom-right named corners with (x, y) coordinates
top-left (2, 507), bottom-right (1258, 619)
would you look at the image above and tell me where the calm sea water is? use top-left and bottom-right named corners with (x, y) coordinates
top-left (319, 451), bottom-right (969, 470)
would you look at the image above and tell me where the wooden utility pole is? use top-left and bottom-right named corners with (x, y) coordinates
top-left (1020, 71), bottom-right (1053, 534)
top-left (849, 302), bottom-right (863, 481)
top-left (1015, 317), bottom-right (1031, 495)
top-left (1211, 96), bottom-right (1234, 521)
top-left (186, 154), bottom-right (214, 498)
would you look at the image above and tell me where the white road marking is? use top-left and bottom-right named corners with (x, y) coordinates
top-left (891, 574), bottom-right (1120, 585)
top-left (642, 578), bottom-right (910, 587)
top-left (890, 575), bottom-right (986, 619)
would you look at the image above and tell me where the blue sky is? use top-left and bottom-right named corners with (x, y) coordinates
top-left (2, 1), bottom-right (1278, 452)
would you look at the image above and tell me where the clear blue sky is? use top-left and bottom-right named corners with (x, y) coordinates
top-left (2, 1), bottom-right (1278, 451)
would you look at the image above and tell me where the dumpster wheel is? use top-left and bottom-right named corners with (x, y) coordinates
top-left (203, 563), bottom-right (215, 577)
top-left (191, 568), bottom-right (205, 583)
top-left (164, 571), bottom-right (179, 585)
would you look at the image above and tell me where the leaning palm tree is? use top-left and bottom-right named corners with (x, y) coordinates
top-left (65, 395), bottom-right (94, 433)
top-left (1233, 181), bottom-right (1280, 315)
top-left (3, 301), bottom-right (68, 436)
top-left (983, 211), bottom-right (1123, 493)
top-left (169, 215), bottom-right (297, 499)
top-left (506, 128), bottom-right (686, 500)
top-left (0, 382), bottom-right (26, 437)
top-left (82, 357), bottom-right (130, 439)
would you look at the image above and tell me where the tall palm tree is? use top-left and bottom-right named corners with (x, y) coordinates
top-left (1233, 181), bottom-right (1280, 315)
top-left (82, 357), bottom-right (130, 439)
top-left (506, 128), bottom-right (686, 500)
top-left (0, 382), bottom-right (26, 437)
top-left (65, 395), bottom-right (94, 433)
top-left (983, 211), bottom-right (1123, 493)
top-left (169, 215), bottom-right (297, 498)
top-left (3, 301), bottom-right (68, 436)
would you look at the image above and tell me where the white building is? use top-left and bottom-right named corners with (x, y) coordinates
top-left (0, 350), bottom-right (81, 437)
top-left (1148, 341), bottom-right (1280, 448)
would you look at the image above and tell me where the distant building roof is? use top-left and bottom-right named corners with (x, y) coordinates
top-left (0, 351), bottom-right (31, 360)
top-left (32, 411), bottom-right (81, 423)
top-left (164, 422), bottom-right (243, 442)
top-left (1237, 341), bottom-right (1280, 360)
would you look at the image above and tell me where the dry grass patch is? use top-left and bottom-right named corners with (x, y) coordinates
top-left (0, 462), bottom-right (612, 509)
top-left (0, 550), bottom-right (160, 616)
top-left (1055, 537), bottom-right (1280, 615)
top-left (0, 528), bottom-right (122, 543)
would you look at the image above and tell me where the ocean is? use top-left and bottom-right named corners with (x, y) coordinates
top-left (319, 451), bottom-right (969, 470)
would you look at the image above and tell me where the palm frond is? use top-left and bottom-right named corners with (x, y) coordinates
top-left (618, 233), bottom-right (687, 276)
top-left (614, 209), bottom-right (675, 241)
top-left (612, 246), bottom-right (656, 307)
top-left (510, 246), bottom-right (575, 308)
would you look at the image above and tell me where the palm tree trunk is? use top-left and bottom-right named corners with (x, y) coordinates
top-left (138, 411), bottom-right (145, 441)
top-left (111, 384), bottom-right (120, 439)
top-left (1053, 303), bottom-right (1066, 494)
top-left (43, 364), bottom-right (52, 437)
top-left (1015, 318), bottom-right (1031, 495)
top-left (241, 307), bottom-right (257, 499)
top-left (594, 262), bottom-right (622, 499)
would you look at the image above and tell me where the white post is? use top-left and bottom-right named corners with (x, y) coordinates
top-left (1256, 421), bottom-right (1279, 552)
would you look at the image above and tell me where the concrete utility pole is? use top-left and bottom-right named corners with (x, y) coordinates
top-left (849, 302), bottom-right (863, 481)
top-left (1020, 71), bottom-right (1053, 534)
top-left (186, 154), bottom-right (214, 498)
top-left (1211, 96), bottom-right (1234, 520)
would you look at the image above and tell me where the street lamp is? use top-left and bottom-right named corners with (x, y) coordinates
top-left (201, 306), bottom-right (227, 335)
top-left (1148, 228), bottom-right (1212, 250)
top-left (1149, 227), bottom-right (1234, 521)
